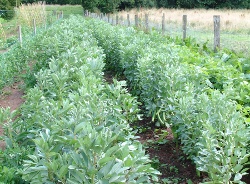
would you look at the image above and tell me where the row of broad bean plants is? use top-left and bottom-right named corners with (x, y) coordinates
top-left (0, 16), bottom-right (159, 183)
top-left (82, 17), bottom-right (250, 183)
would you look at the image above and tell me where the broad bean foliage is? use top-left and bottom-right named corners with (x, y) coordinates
top-left (82, 18), bottom-right (250, 183)
top-left (0, 16), bottom-right (159, 183)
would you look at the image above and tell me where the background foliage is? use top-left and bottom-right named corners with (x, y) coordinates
top-left (1, 0), bottom-right (250, 20)
top-left (0, 0), bottom-right (21, 19)
top-left (80, 0), bottom-right (250, 13)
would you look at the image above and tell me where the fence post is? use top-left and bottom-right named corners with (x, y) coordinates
top-left (120, 16), bottom-right (123, 25)
top-left (116, 15), bottom-right (119, 25)
top-left (162, 13), bottom-right (165, 35)
top-left (108, 14), bottom-right (110, 23)
top-left (182, 15), bottom-right (187, 41)
top-left (33, 19), bottom-right (36, 35)
top-left (145, 13), bottom-right (149, 32)
top-left (60, 11), bottom-right (63, 19)
top-left (18, 25), bottom-right (22, 47)
top-left (127, 14), bottom-right (130, 26)
top-left (214, 15), bottom-right (220, 52)
top-left (135, 14), bottom-right (138, 27)
top-left (44, 15), bottom-right (47, 29)
top-left (48, 13), bottom-right (52, 25)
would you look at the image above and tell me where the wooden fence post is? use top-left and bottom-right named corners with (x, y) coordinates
top-left (116, 15), bottom-right (119, 25)
top-left (145, 13), bottom-right (149, 32)
top-left (108, 14), bottom-right (110, 23)
top-left (33, 19), bottom-right (36, 35)
top-left (60, 11), bottom-right (63, 19)
top-left (214, 15), bottom-right (220, 52)
top-left (127, 14), bottom-right (130, 26)
top-left (162, 13), bottom-right (165, 35)
top-left (182, 15), bottom-right (187, 41)
top-left (120, 16), bottom-right (123, 25)
top-left (135, 14), bottom-right (138, 27)
top-left (18, 25), bottom-right (22, 47)
top-left (44, 15), bottom-right (47, 29)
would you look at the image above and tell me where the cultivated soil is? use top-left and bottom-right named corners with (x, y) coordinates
top-left (136, 118), bottom-right (207, 183)
top-left (0, 81), bottom-right (24, 150)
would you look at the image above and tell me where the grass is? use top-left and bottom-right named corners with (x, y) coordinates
top-left (117, 8), bottom-right (250, 54)
top-left (118, 8), bottom-right (250, 33)
top-left (45, 5), bottom-right (83, 18)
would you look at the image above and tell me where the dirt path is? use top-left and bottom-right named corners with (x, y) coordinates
top-left (0, 81), bottom-right (24, 150)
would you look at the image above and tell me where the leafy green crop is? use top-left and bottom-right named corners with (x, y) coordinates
top-left (80, 17), bottom-right (250, 183)
top-left (1, 14), bottom-right (250, 183)
top-left (0, 16), bottom-right (160, 183)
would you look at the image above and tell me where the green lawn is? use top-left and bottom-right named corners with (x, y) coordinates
top-left (45, 5), bottom-right (83, 18)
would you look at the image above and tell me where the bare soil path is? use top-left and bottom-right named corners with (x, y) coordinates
top-left (136, 118), bottom-right (206, 184)
top-left (0, 81), bottom-right (24, 150)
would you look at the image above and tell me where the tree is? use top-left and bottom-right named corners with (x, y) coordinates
top-left (0, 0), bottom-right (15, 19)
top-left (82, 0), bottom-right (99, 12)
top-left (8, 0), bottom-right (21, 7)
top-left (97, 0), bottom-right (122, 13)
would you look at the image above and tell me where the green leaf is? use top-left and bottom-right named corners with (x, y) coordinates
top-left (233, 164), bottom-right (243, 173)
top-left (234, 173), bottom-right (242, 181)
top-left (98, 157), bottom-right (114, 166)
top-left (98, 160), bottom-right (115, 176)
top-left (108, 162), bottom-right (123, 175)
top-left (74, 122), bottom-right (86, 134)
top-left (59, 165), bottom-right (68, 178)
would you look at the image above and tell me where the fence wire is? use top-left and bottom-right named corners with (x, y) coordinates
top-left (1, 10), bottom-right (250, 56)
top-left (92, 12), bottom-right (250, 56)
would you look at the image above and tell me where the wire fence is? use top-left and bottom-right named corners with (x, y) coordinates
top-left (86, 11), bottom-right (250, 55)
top-left (1, 9), bottom-right (250, 56)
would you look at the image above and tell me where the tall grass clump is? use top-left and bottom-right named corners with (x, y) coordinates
top-left (0, 23), bottom-right (6, 47)
top-left (17, 1), bottom-right (47, 28)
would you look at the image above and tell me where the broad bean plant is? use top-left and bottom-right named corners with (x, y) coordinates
top-left (83, 18), bottom-right (250, 183)
top-left (0, 16), bottom-right (159, 183)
